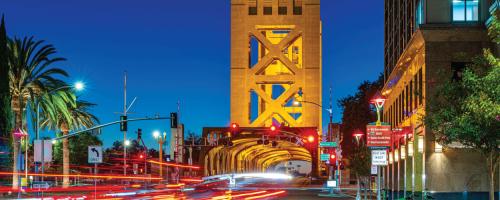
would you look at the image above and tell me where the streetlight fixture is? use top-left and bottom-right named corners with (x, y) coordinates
top-left (124, 139), bottom-right (131, 147)
top-left (153, 131), bottom-right (167, 180)
top-left (352, 129), bottom-right (364, 144)
top-left (370, 92), bottom-right (386, 126)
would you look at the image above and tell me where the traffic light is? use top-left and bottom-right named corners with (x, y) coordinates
top-left (170, 112), bottom-right (178, 128)
top-left (230, 123), bottom-right (239, 135)
top-left (307, 135), bottom-right (315, 143)
top-left (137, 128), bottom-right (142, 140)
top-left (231, 123), bottom-right (239, 130)
top-left (120, 116), bottom-right (127, 131)
top-left (329, 149), bottom-right (337, 165)
top-left (269, 125), bottom-right (279, 135)
top-left (329, 152), bottom-right (336, 165)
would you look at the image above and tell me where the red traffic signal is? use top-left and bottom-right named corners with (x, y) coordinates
top-left (329, 151), bottom-right (336, 164)
top-left (231, 123), bottom-right (239, 129)
top-left (269, 125), bottom-right (280, 135)
top-left (307, 135), bottom-right (315, 143)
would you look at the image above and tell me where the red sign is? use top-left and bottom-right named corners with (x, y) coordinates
top-left (366, 125), bottom-right (392, 147)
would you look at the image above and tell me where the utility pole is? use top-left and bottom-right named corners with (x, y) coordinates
top-left (123, 71), bottom-right (127, 176)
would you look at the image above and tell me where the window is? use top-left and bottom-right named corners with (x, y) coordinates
top-left (279, 0), bottom-right (288, 15)
top-left (415, 0), bottom-right (424, 28)
top-left (263, 0), bottom-right (272, 15)
top-left (409, 80), bottom-right (413, 111)
top-left (293, 0), bottom-right (302, 15)
top-left (452, 0), bottom-right (479, 22)
top-left (249, 0), bottom-right (257, 15)
top-left (264, 7), bottom-right (272, 15)
top-left (418, 68), bottom-right (423, 104)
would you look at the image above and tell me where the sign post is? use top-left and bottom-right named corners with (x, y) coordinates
top-left (88, 146), bottom-right (102, 199)
top-left (368, 93), bottom-right (388, 200)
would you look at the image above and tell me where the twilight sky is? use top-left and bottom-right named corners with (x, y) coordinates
top-left (1, 0), bottom-right (383, 149)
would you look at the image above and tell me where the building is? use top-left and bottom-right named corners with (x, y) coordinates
top-left (382, 0), bottom-right (498, 199)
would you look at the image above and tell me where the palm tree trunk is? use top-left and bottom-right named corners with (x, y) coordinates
top-left (11, 95), bottom-right (21, 189)
top-left (61, 123), bottom-right (70, 188)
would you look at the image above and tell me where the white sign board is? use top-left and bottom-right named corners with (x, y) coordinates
top-left (371, 150), bottom-right (388, 166)
top-left (32, 181), bottom-right (50, 189)
top-left (88, 146), bottom-right (103, 164)
top-left (327, 180), bottom-right (337, 188)
top-left (34, 140), bottom-right (52, 163)
top-left (371, 165), bottom-right (378, 175)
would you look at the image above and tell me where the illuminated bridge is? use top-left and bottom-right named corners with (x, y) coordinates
top-left (199, 127), bottom-right (319, 177)
top-left (199, 0), bottom-right (323, 178)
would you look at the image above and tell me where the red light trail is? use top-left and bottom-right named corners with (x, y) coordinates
top-left (148, 160), bottom-right (200, 169)
top-left (0, 171), bottom-right (162, 180)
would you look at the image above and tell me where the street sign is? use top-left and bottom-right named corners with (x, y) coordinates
top-left (371, 165), bottom-right (378, 175)
top-left (320, 153), bottom-right (330, 161)
top-left (88, 146), bottom-right (103, 164)
top-left (32, 181), bottom-right (50, 189)
top-left (371, 150), bottom-right (388, 166)
top-left (34, 140), bottom-right (52, 163)
top-left (327, 180), bottom-right (337, 187)
top-left (319, 141), bottom-right (337, 147)
top-left (366, 125), bottom-right (392, 147)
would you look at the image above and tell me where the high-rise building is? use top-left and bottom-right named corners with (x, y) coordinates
top-left (382, 0), bottom-right (498, 199)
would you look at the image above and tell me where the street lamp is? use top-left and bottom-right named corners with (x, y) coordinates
top-left (153, 131), bottom-right (167, 180)
top-left (352, 129), bottom-right (364, 144)
top-left (369, 92), bottom-right (386, 126)
top-left (124, 139), bottom-right (131, 147)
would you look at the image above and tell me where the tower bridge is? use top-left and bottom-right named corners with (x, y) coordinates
top-left (200, 0), bottom-right (323, 177)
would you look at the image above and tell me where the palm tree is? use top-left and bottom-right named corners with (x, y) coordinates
top-left (8, 36), bottom-right (68, 189)
top-left (41, 99), bottom-right (98, 188)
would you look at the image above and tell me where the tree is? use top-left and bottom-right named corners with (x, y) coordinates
top-left (424, 13), bottom-right (500, 200)
top-left (338, 74), bottom-right (383, 199)
top-left (7, 36), bottom-right (68, 189)
top-left (0, 16), bottom-right (13, 172)
top-left (41, 100), bottom-right (99, 188)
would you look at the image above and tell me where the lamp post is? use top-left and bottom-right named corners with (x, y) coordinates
top-left (123, 139), bottom-right (130, 176)
top-left (370, 93), bottom-right (386, 200)
top-left (35, 81), bottom-right (84, 183)
top-left (293, 99), bottom-right (340, 191)
top-left (153, 131), bottom-right (167, 181)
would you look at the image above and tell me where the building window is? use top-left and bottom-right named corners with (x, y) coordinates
top-left (409, 80), bottom-right (413, 111)
top-left (452, 0), bottom-right (479, 22)
top-left (249, 0), bottom-right (257, 15)
top-left (264, 7), bottom-right (273, 15)
top-left (263, 0), bottom-right (272, 15)
top-left (415, 0), bottom-right (424, 28)
top-left (293, 0), bottom-right (302, 15)
top-left (279, 0), bottom-right (288, 15)
top-left (418, 68), bottom-right (423, 105)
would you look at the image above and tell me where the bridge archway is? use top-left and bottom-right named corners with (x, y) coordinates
top-left (200, 127), bottom-right (319, 177)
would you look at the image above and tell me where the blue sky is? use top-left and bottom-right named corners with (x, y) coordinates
top-left (1, 0), bottom-right (383, 149)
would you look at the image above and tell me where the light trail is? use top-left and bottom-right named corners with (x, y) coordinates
top-left (180, 178), bottom-right (203, 183)
top-left (210, 190), bottom-right (268, 200)
top-left (0, 171), bottom-right (162, 180)
top-left (244, 190), bottom-right (286, 200)
top-left (148, 160), bottom-right (200, 169)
